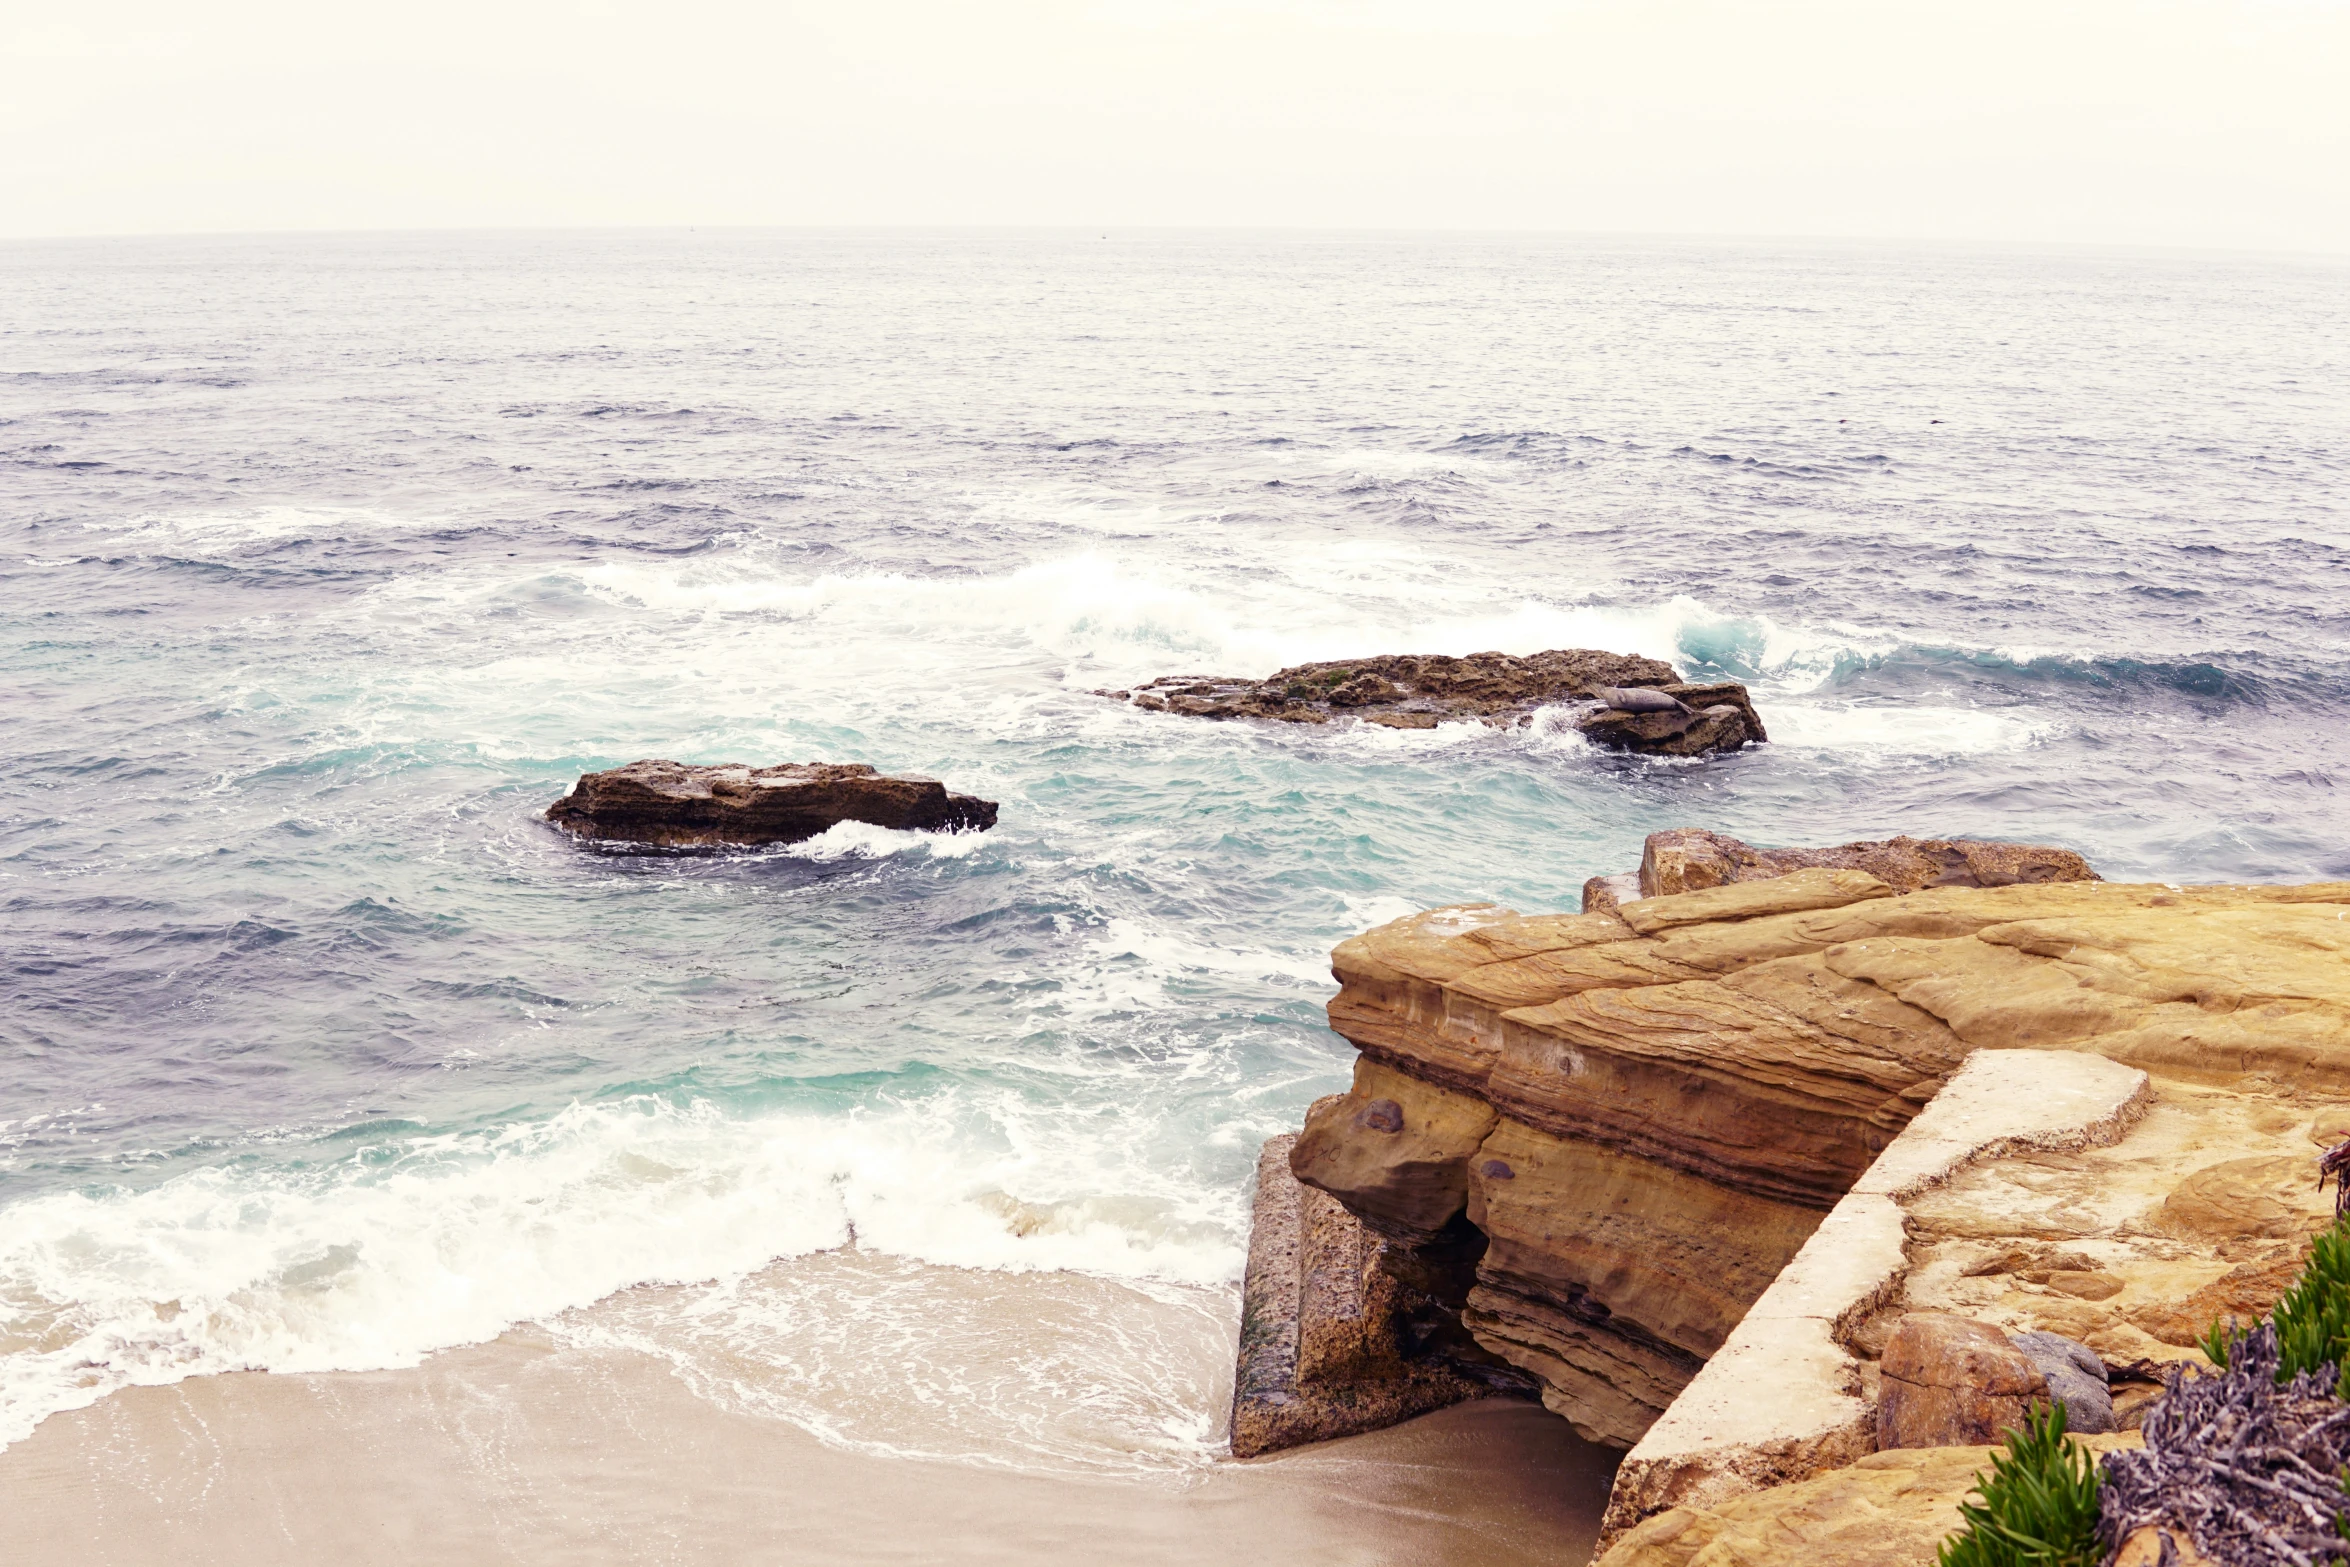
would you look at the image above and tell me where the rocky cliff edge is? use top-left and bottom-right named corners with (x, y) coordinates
top-left (1285, 853), bottom-right (2350, 1457)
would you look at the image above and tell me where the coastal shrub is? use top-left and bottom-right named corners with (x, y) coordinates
top-left (2201, 1210), bottom-right (2350, 1397)
top-left (2099, 1321), bottom-right (2350, 1565)
top-left (1937, 1400), bottom-right (2103, 1567)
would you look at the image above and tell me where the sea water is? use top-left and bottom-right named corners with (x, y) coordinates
top-left (2, 229), bottom-right (2346, 1467)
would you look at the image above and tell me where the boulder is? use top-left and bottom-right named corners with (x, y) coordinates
top-left (1097, 649), bottom-right (1766, 757)
top-left (545, 760), bottom-right (997, 848)
top-left (2009, 1330), bottom-right (2114, 1434)
top-left (1290, 1059), bottom-right (1497, 1248)
top-left (1877, 1313), bottom-right (2051, 1449)
top-left (1577, 685), bottom-right (1767, 757)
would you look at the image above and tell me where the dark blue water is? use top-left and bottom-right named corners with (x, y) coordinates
top-left (2, 229), bottom-right (2345, 1460)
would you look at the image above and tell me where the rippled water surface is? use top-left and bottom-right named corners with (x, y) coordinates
top-left (3, 230), bottom-right (2346, 1459)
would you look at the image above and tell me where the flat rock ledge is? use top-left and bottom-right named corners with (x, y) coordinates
top-left (1231, 1134), bottom-right (1527, 1458)
top-left (545, 760), bottom-right (998, 848)
top-left (1096, 649), bottom-right (1766, 757)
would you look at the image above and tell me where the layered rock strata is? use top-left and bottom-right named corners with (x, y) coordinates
top-left (1230, 1134), bottom-right (1518, 1457)
top-left (545, 760), bottom-right (997, 848)
top-left (1291, 852), bottom-right (2350, 1459)
top-left (1097, 649), bottom-right (1766, 756)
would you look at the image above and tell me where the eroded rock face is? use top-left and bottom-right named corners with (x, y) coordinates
top-left (1231, 1134), bottom-right (1521, 1457)
top-left (1291, 851), bottom-right (2350, 1453)
top-left (545, 760), bottom-right (998, 848)
top-left (1097, 649), bottom-right (1767, 756)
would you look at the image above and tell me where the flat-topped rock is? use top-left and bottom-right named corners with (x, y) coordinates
top-left (545, 760), bottom-right (998, 848)
top-left (1096, 649), bottom-right (1766, 757)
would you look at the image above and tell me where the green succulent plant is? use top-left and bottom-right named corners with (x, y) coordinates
top-left (1937, 1401), bottom-right (2103, 1567)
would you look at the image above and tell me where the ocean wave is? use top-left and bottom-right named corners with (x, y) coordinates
top-left (555, 551), bottom-right (1768, 695)
top-left (0, 1090), bottom-right (1247, 1451)
top-left (78, 504), bottom-right (441, 557)
top-left (1813, 645), bottom-right (2346, 709)
top-left (566, 820), bottom-right (994, 864)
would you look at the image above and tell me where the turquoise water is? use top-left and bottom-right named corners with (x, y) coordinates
top-left (3, 230), bottom-right (2346, 1460)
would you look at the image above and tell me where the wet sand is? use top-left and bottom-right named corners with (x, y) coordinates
top-left (3, 1329), bottom-right (1617, 1566)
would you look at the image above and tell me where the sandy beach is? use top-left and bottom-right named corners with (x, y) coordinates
top-left (4, 1324), bottom-right (1613, 1567)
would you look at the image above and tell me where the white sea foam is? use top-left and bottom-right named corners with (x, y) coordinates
top-left (553, 550), bottom-right (1785, 690)
top-left (1763, 702), bottom-right (2053, 758)
top-left (1062, 918), bottom-right (1335, 1017)
top-left (778, 821), bottom-right (993, 861)
top-left (554, 1253), bottom-right (1236, 1473)
top-left (0, 1092), bottom-right (1245, 1452)
top-left (87, 505), bottom-right (434, 554)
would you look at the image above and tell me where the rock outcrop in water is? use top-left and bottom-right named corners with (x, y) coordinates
top-left (1097, 650), bottom-right (1767, 757)
top-left (545, 760), bottom-right (997, 847)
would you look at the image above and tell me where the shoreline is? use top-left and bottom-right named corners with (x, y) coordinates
top-left (5, 1315), bottom-right (1617, 1567)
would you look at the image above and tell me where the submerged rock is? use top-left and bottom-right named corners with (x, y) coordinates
top-left (1098, 649), bottom-right (1767, 757)
top-left (545, 760), bottom-right (997, 848)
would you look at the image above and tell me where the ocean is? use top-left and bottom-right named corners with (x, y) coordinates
top-left (2, 229), bottom-right (2346, 1506)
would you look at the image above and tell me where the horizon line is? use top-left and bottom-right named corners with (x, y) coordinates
top-left (5, 222), bottom-right (2346, 264)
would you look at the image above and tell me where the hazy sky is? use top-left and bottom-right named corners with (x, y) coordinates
top-left (5, 0), bottom-right (2346, 249)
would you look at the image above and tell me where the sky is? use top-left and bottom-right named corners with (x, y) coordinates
top-left (3, 0), bottom-right (2347, 250)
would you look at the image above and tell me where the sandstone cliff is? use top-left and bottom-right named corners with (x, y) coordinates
top-left (1285, 839), bottom-right (2350, 1456)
